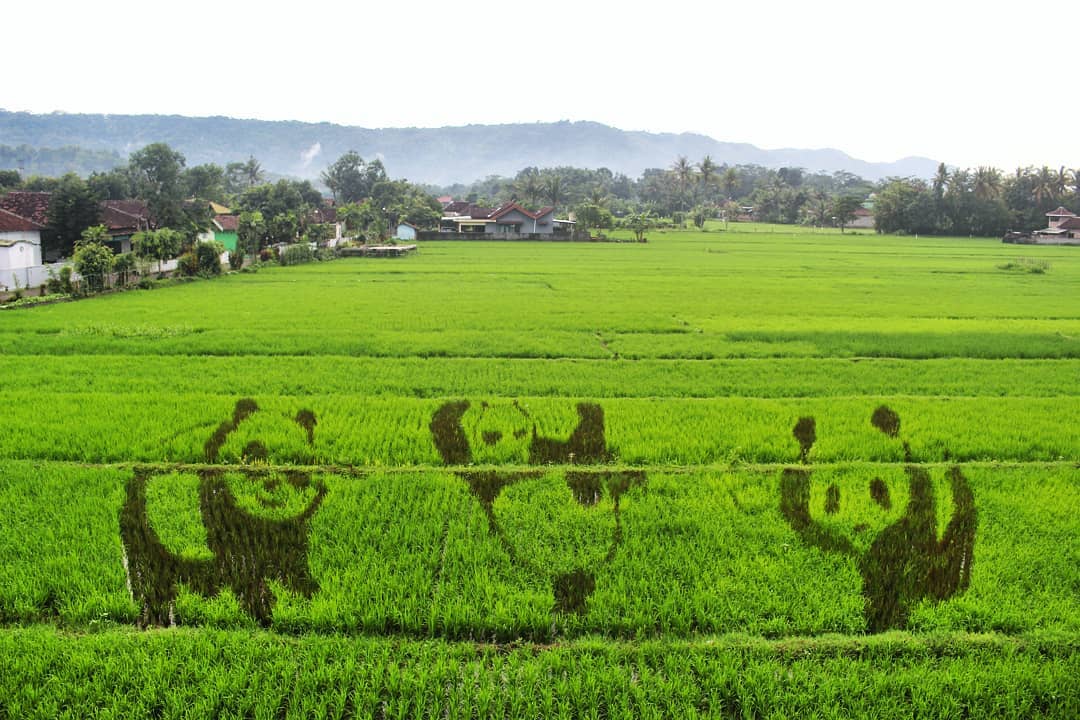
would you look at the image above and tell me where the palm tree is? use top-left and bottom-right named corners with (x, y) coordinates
top-left (1053, 166), bottom-right (1071, 199)
top-left (972, 167), bottom-right (1002, 201)
top-left (1032, 166), bottom-right (1056, 205)
top-left (721, 168), bottom-right (739, 201)
top-left (946, 169), bottom-right (971, 197)
top-left (671, 156), bottom-right (695, 210)
top-left (514, 168), bottom-right (542, 207)
top-left (544, 175), bottom-right (563, 210)
top-left (243, 156), bottom-right (264, 188)
top-left (932, 163), bottom-right (949, 202)
top-left (697, 155), bottom-right (718, 202)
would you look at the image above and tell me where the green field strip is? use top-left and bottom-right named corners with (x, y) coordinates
top-left (1, 324), bottom-right (1076, 359)
top-left (0, 394), bottom-right (1075, 465)
top-left (3, 356), bottom-right (1078, 398)
top-left (2, 461), bottom-right (1075, 640)
top-left (2, 627), bottom-right (1076, 719)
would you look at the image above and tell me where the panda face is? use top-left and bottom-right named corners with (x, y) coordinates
top-left (461, 400), bottom-right (533, 465)
top-left (203, 399), bottom-right (323, 519)
top-left (222, 468), bottom-right (323, 521)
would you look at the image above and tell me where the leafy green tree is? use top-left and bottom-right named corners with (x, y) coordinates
top-left (46, 173), bottom-right (103, 258)
top-left (73, 226), bottom-right (114, 293)
top-left (623, 211), bottom-right (654, 242)
top-left (574, 202), bottom-right (614, 234)
top-left (873, 179), bottom-right (936, 235)
top-left (306, 223), bottom-right (334, 247)
top-left (184, 164), bottom-right (228, 202)
top-left (320, 151), bottom-right (387, 204)
top-left (87, 167), bottom-right (134, 200)
top-left (266, 212), bottom-right (299, 245)
top-left (830, 195), bottom-right (864, 232)
top-left (226, 156), bottom-right (265, 194)
top-left (129, 143), bottom-right (187, 228)
top-left (690, 205), bottom-right (711, 230)
top-left (237, 210), bottom-right (265, 258)
top-left (0, 169), bottom-right (20, 190)
top-left (132, 228), bottom-right (183, 275)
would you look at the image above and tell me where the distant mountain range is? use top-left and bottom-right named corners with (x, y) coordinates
top-left (0, 110), bottom-right (939, 185)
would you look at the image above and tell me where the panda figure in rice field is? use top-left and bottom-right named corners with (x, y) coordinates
top-left (430, 399), bottom-right (645, 615)
top-left (119, 398), bottom-right (327, 627)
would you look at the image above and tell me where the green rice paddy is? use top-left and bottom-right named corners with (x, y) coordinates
top-left (1, 227), bottom-right (1077, 716)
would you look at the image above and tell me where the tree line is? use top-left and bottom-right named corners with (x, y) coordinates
top-left (0, 143), bottom-right (440, 265)
top-left (874, 164), bottom-right (1080, 236)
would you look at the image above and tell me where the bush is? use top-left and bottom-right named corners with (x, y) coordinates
top-left (177, 252), bottom-right (199, 277)
top-left (259, 248), bottom-right (274, 262)
top-left (113, 253), bottom-right (136, 287)
top-left (228, 250), bottom-right (245, 271)
top-left (72, 241), bottom-right (114, 294)
top-left (195, 240), bottom-right (225, 276)
top-left (280, 243), bottom-right (315, 266)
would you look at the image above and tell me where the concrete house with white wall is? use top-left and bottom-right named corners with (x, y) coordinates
top-left (0, 208), bottom-right (44, 274)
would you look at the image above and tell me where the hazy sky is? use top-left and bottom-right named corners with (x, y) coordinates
top-left (5, 0), bottom-right (1078, 171)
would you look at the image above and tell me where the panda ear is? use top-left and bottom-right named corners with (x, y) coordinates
top-left (205, 398), bottom-right (260, 463)
top-left (233, 398), bottom-right (259, 426)
top-left (430, 400), bottom-right (471, 465)
top-left (294, 409), bottom-right (316, 445)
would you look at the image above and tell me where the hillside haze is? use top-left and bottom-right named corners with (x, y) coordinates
top-left (0, 110), bottom-right (938, 184)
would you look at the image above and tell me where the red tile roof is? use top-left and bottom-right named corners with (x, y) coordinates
top-left (311, 206), bottom-right (337, 224)
top-left (0, 191), bottom-right (51, 226)
top-left (102, 200), bottom-right (151, 233)
top-left (1057, 217), bottom-right (1080, 230)
top-left (0, 207), bottom-right (44, 232)
top-left (1046, 206), bottom-right (1075, 217)
top-left (215, 214), bottom-right (239, 231)
top-left (488, 202), bottom-right (554, 220)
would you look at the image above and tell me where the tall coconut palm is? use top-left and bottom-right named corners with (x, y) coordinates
top-left (671, 155), bottom-right (695, 210)
top-left (946, 169), bottom-right (971, 197)
top-left (1053, 166), bottom-right (1071, 199)
top-left (242, 156), bottom-right (264, 189)
top-left (544, 175), bottom-right (563, 210)
top-left (1032, 166), bottom-right (1056, 205)
top-left (697, 155), bottom-right (718, 202)
top-left (515, 168), bottom-right (543, 207)
top-left (973, 167), bottom-right (1002, 201)
top-left (721, 168), bottom-right (739, 201)
top-left (932, 163), bottom-right (949, 202)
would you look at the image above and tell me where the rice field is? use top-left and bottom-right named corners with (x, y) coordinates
top-left (1, 227), bottom-right (1077, 716)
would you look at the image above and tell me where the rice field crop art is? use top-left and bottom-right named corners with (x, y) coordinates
top-left (120, 398), bottom-right (327, 627)
top-left (1, 232), bottom-right (1078, 715)
top-left (430, 399), bottom-right (645, 615)
top-left (780, 406), bottom-right (976, 632)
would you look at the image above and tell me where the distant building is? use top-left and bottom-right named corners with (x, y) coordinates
top-left (438, 201), bottom-right (570, 236)
top-left (850, 206), bottom-right (875, 229)
top-left (1004, 206), bottom-right (1080, 245)
top-left (0, 208), bottom-right (44, 274)
top-left (102, 200), bottom-right (152, 253)
top-left (395, 222), bottom-right (418, 241)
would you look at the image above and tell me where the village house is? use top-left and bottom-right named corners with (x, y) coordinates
top-left (438, 201), bottom-right (574, 237)
top-left (1004, 206), bottom-right (1080, 245)
top-left (0, 208), bottom-right (44, 276)
top-left (101, 199), bottom-right (152, 253)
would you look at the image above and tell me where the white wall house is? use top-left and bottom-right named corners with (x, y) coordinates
top-left (0, 209), bottom-right (44, 288)
top-left (395, 222), bottom-right (418, 241)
